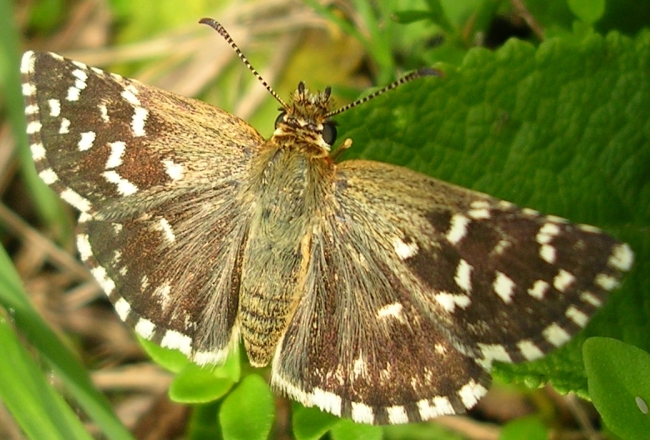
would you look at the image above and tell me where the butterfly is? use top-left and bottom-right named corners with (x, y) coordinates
top-left (21, 18), bottom-right (633, 424)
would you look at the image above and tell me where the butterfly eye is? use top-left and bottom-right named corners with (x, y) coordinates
top-left (322, 121), bottom-right (337, 145)
top-left (274, 111), bottom-right (287, 128)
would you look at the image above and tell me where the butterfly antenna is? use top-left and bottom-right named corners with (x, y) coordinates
top-left (199, 18), bottom-right (288, 108)
top-left (325, 68), bottom-right (444, 118)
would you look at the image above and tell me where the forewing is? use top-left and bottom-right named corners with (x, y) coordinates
top-left (22, 51), bottom-right (263, 363)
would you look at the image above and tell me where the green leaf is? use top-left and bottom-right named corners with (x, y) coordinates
top-left (583, 337), bottom-right (650, 440)
top-left (0, 315), bottom-right (92, 440)
top-left (338, 30), bottom-right (649, 396)
top-left (138, 335), bottom-right (191, 373)
top-left (0, 248), bottom-right (133, 440)
top-left (330, 419), bottom-right (383, 440)
top-left (499, 416), bottom-right (548, 440)
top-left (219, 375), bottom-right (275, 440)
top-left (169, 362), bottom-right (234, 404)
top-left (383, 422), bottom-right (466, 439)
top-left (392, 10), bottom-right (433, 25)
top-left (293, 403), bottom-right (340, 440)
top-left (139, 335), bottom-right (240, 379)
top-left (567, 0), bottom-right (605, 24)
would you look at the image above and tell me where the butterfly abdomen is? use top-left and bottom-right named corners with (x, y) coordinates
top-left (239, 145), bottom-right (335, 366)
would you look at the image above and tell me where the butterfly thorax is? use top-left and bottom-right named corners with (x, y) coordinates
top-left (238, 85), bottom-right (338, 367)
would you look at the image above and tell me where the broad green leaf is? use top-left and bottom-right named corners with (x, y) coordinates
top-left (383, 422), bottom-right (466, 439)
top-left (499, 416), bottom-right (548, 440)
top-left (330, 419), bottom-right (383, 440)
top-left (583, 337), bottom-right (650, 440)
top-left (169, 362), bottom-right (234, 404)
top-left (138, 335), bottom-right (191, 373)
top-left (139, 336), bottom-right (240, 381)
top-left (567, 0), bottom-right (605, 24)
top-left (338, 30), bottom-right (649, 396)
top-left (293, 403), bottom-right (340, 440)
top-left (219, 375), bottom-right (274, 440)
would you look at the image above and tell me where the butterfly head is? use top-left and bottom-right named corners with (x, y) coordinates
top-left (272, 81), bottom-right (338, 156)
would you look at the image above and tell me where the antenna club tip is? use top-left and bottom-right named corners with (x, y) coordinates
top-left (199, 17), bottom-right (218, 28)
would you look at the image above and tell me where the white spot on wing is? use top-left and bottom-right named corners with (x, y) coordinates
top-left (608, 243), bottom-right (634, 271)
top-left (543, 323), bottom-right (571, 347)
top-left (113, 298), bottom-right (131, 321)
top-left (458, 379), bottom-right (487, 409)
top-left (595, 273), bottom-right (619, 290)
top-left (102, 170), bottom-right (138, 196)
top-left (392, 237), bottom-right (418, 260)
top-left (580, 291), bottom-right (602, 307)
top-left (71, 61), bottom-right (88, 70)
top-left (20, 51), bottom-right (35, 74)
top-left (25, 104), bottom-right (38, 115)
top-left (72, 68), bottom-right (88, 83)
top-left (434, 292), bottom-right (471, 313)
top-left (418, 396), bottom-right (454, 420)
top-left (536, 223), bottom-right (561, 244)
top-left (106, 141), bottom-right (126, 169)
top-left (527, 280), bottom-right (549, 300)
top-left (161, 330), bottom-right (192, 356)
top-left (78, 131), bottom-right (96, 151)
top-left (158, 218), bottom-right (176, 243)
top-left (193, 350), bottom-right (230, 366)
top-left (636, 396), bottom-right (648, 414)
top-left (565, 305), bottom-right (588, 327)
top-left (22, 82), bottom-right (36, 97)
top-left (477, 343), bottom-right (512, 368)
top-left (376, 303), bottom-right (404, 320)
top-left (59, 118), bottom-right (70, 134)
top-left (493, 271), bottom-right (516, 303)
top-left (387, 406), bottom-right (409, 424)
top-left (76, 234), bottom-right (93, 262)
top-left (522, 208), bottom-right (540, 216)
top-left (38, 169), bottom-right (58, 184)
top-left (468, 208), bottom-right (490, 219)
top-left (578, 223), bottom-right (601, 233)
top-left (553, 269), bottom-right (575, 293)
top-left (312, 388), bottom-right (342, 417)
top-left (121, 88), bottom-right (140, 106)
top-left (135, 318), bottom-right (156, 339)
top-left (131, 107), bottom-right (148, 136)
top-left (60, 188), bottom-right (91, 212)
top-left (31, 143), bottom-right (46, 161)
top-left (540, 244), bottom-right (556, 264)
top-left (91, 266), bottom-right (116, 295)
top-left (351, 402), bottom-right (375, 424)
top-left (26, 121), bottom-right (42, 134)
top-left (47, 99), bottom-right (61, 117)
top-left (66, 86), bottom-right (80, 101)
top-left (517, 340), bottom-right (544, 360)
top-left (446, 214), bottom-right (470, 245)
top-left (454, 259), bottom-right (472, 292)
top-left (163, 159), bottom-right (185, 180)
top-left (546, 215), bottom-right (568, 223)
top-left (98, 104), bottom-right (109, 122)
